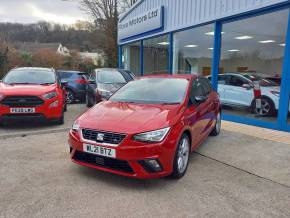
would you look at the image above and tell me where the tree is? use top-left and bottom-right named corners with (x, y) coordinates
top-left (79, 0), bottom-right (133, 67)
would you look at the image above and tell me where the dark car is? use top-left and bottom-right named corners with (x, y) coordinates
top-left (57, 70), bottom-right (88, 104)
top-left (264, 76), bottom-right (281, 85)
top-left (86, 68), bottom-right (135, 107)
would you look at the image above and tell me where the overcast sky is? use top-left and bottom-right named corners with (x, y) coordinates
top-left (0, 0), bottom-right (88, 24)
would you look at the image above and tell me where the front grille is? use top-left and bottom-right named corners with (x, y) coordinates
top-left (1, 96), bottom-right (44, 107)
top-left (82, 129), bottom-right (126, 145)
top-left (73, 151), bottom-right (134, 173)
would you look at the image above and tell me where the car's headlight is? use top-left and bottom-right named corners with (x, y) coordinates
top-left (97, 88), bottom-right (112, 98)
top-left (133, 127), bottom-right (170, 143)
top-left (270, 91), bottom-right (280, 97)
top-left (72, 121), bottom-right (80, 132)
top-left (42, 91), bottom-right (58, 99)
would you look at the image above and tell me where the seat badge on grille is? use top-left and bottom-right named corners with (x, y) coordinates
top-left (97, 133), bottom-right (105, 141)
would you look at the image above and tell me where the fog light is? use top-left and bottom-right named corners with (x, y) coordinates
top-left (139, 159), bottom-right (163, 173)
top-left (49, 100), bottom-right (59, 108)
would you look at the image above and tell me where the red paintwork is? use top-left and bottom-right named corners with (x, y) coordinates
top-left (0, 83), bottom-right (66, 120)
top-left (69, 74), bottom-right (220, 179)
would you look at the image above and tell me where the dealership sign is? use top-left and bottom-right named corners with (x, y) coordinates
top-left (118, 6), bottom-right (164, 41)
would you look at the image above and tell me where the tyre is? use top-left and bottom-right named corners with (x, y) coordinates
top-left (251, 97), bottom-right (275, 116)
top-left (210, 111), bottom-right (221, 136)
top-left (86, 93), bottom-right (94, 108)
top-left (63, 102), bottom-right (67, 112)
top-left (66, 89), bottom-right (75, 104)
top-left (54, 113), bottom-right (64, 125)
top-left (171, 133), bottom-right (191, 179)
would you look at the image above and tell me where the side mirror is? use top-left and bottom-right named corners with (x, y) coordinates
top-left (88, 79), bottom-right (96, 84)
top-left (195, 96), bottom-right (208, 104)
top-left (61, 81), bottom-right (68, 88)
top-left (242, 83), bottom-right (252, 90)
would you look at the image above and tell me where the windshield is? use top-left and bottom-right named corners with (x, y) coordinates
top-left (243, 74), bottom-right (278, 87)
top-left (3, 69), bottom-right (56, 85)
top-left (97, 70), bottom-right (126, 84)
top-left (110, 78), bottom-right (189, 104)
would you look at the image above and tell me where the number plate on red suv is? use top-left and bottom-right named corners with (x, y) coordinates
top-left (10, 108), bottom-right (35, 113)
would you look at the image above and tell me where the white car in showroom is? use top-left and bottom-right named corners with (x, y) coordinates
top-left (208, 73), bottom-right (287, 116)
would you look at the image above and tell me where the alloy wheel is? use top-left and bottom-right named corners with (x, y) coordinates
top-left (66, 91), bottom-right (74, 104)
top-left (255, 99), bottom-right (271, 116)
top-left (215, 112), bottom-right (221, 134)
top-left (177, 137), bottom-right (190, 174)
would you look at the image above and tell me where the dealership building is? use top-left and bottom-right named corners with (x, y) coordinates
top-left (118, 0), bottom-right (290, 132)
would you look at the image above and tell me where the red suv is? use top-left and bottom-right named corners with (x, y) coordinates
top-left (69, 75), bottom-right (221, 179)
top-left (0, 67), bottom-right (67, 125)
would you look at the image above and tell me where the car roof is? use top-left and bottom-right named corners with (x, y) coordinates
top-left (142, 74), bottom-right (198, 80)
top-left (12, 67), bottom-right (54, 72)
top-left (57, 70), bottom-right (85, 74)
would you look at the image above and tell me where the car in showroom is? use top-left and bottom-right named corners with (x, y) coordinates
top-left (208, 73), bottom-right (288, 116)
top-left (0, 67), bottom-right (67, 125)
top-left (57, 70), bottom-right (88, 104)
top-left (69, 75), bottom-right (221, 179)
top-left (86, 68), bottom-right (134, 107)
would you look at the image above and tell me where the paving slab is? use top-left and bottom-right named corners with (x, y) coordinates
top-left (0, 131), bottom-right (290, 218)
top-left (198, 130), bottom-right (290, 188)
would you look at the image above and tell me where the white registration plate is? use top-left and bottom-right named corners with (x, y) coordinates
top-left (10, 108), bottom-right (35, 113)
top-left (83, 143), bottom-right (116, 158)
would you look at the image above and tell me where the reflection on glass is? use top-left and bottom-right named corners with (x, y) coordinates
top-left (143, 35), bottom-right (169, 75)
top-left (173, 24), bottom-right (214, 76)
top-left (288, 96), bottom-right (290, 125)
top-left (122, 42), bottom-right (141, 76)
top-left (219, 9), bottom-right (289, 122)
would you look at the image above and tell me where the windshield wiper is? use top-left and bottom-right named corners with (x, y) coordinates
top-left (8, 82), bottom-right (38, 85)
top-left (40, 83), bottom-right (54, 85)
top-left (161, 102), bottom-right (180, 105)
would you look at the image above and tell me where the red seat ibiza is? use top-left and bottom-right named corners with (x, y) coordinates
top-left (69, 75), bottom-right (221, 179)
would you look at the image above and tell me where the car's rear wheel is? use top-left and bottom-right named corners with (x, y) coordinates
top-left (171, 134), bottom-right (190, 179)
top-left (66, 89), bottom-right (75, 104)
top-left (210, 112), bottom-right (221, 136)
top-left (252, 97), bottom-right (275, 116)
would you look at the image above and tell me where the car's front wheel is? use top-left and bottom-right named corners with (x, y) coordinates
top-left (171, 133), bottom-right (190, 179)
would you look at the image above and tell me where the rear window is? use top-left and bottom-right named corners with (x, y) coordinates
top-left (97, 70), bottom-right (126, 84)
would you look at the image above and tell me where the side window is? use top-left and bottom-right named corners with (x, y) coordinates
top-left (218, 75), bottom-right (227, 85)
top-left (229, 75), bottom-right (248, 87)
top-left (198, 78), bottom-right (212, 96)
top-left (189, 80), bottom-right (205, 105)
top-left (89, 72), bottom-right (96, 81)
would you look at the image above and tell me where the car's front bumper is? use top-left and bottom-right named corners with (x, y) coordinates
top-left (0, 98), bottom-right (63, 122)
top-left (68, 128), bottom-right (179, 179)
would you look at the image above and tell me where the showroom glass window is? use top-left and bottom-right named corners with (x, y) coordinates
top-left (143, 35), bottom-right (169, 75)
top-left (219, 9), bottom-right (289, 122)
top-left (122, 42), bottom-right (141, 76)
top-left (173, 24), bottom-right (214, 76)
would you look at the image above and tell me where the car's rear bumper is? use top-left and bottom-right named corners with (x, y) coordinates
top-left (68, 129), bottom-right (180, 179)
top-left (74, 90), bottom-right (86, 100)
